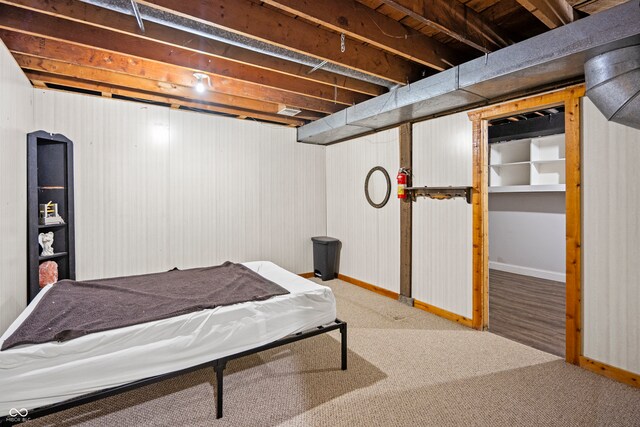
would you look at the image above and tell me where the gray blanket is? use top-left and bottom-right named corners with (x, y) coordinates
top-left (2, 262), bottom-right (289, 351)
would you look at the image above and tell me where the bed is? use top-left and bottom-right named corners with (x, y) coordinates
top-left (0, 261), bottom-right (346, 423)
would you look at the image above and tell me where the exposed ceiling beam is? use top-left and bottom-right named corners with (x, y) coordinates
top-left (0, 5), bottom-right (356, 113)
top-left (3, 0), bottom-right (385, 96)
top-left (515, 0), bottom-right (577, 28)
top-left (378, 0), bottom-right (513, 53)
top-left (15, 53), bottom-right (294, 114)
top-left (566, 0), bottom-right (625, 15)
top-left (25, 71), bottom-right (307, 126)
top-left (260, 0), bottom-right (461, 69)
top-left (135, 0), bottom-right (424, 84)
top-left (0, 30), bottom-right (325, 120)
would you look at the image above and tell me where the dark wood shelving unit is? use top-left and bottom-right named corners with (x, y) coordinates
top-left (27, 131), bottom-right (76, 303)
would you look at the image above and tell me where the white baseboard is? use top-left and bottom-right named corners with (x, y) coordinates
top-left (489, 261), bottom-right (566, 282)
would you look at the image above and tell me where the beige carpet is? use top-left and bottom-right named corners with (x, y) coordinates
top-left (24, 278), bottom-right (640, 427)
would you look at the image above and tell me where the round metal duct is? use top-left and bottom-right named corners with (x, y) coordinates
top-left (585, 45), bottom-right (640, 130)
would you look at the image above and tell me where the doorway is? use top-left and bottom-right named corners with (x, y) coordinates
top-left (468, 85), bottom-right (584, 364)
top-left (486, 108), bottom-right (567, 357)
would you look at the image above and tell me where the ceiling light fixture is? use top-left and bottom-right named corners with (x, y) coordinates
top-left (277, 105), bottom-right (302, 116)
top-left (193, 73), bottom-right (211, 94)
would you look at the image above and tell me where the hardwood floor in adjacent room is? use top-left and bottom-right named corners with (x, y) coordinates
top-left (488, 269), bottom-right (565, 357)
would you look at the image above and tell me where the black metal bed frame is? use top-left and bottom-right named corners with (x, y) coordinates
top-left (1, 319), bottom-right (347, 425)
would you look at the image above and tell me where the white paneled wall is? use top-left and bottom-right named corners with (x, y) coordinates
top-left (489, 192), bottom-right (566, 282)
top-left (0, 40), bottom-right (32, 335)
top-left (582, 98), bottom-right (640, 374)
top-left (30, 90), bottom-right (326, 280)
top-left (167, 109), bottom-right (326, 272)
top-left (326, 129), bottom-right (400, 293)
top-left (33, 91), bottom-right (172, 279)
top-left (412, 113), bottom-right (473, 318)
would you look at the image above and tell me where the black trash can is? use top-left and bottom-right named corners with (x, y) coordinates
top-left (311, 236), bottom-right (341, 281)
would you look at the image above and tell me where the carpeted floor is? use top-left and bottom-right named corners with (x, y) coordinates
top-left (23, 278), bottom-right (640, 427)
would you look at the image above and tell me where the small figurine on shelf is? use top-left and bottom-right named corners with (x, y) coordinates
top-left (39, 261), bottom-right (58, 288)
top-left (38, 232), bottom-right (54, 256)
top-left (39, 201), bottom-right (65, 225)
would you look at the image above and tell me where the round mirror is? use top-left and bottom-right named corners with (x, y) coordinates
top-left (364, 166), bottom-right (391, 209)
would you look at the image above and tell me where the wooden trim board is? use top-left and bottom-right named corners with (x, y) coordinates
top-left (564, 91), bottom-right (583, 364)
top-left (579, 356), bottom-right (639, 388)
top-left (298, 272), bottom-right (315, 279)
top-left (468, 84), bottom-right (585, 364)
top-left (337, 274), bottom-right (400, 300)
top-left (414, 299), bottom-right (474, 328)
top-left (337, 274), bottom-right (472, 328)
top-left (469, 117), bottom-right (488, 330)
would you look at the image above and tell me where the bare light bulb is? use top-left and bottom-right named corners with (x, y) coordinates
top-left (193, 73), bottom-right (209, 94)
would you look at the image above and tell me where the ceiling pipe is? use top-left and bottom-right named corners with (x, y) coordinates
top-left (80, 0), bottom-right (396, 89)
top-left (297, 0), bottom-right (640, 145)
top-left (585, 44), bottom-right (640, 130)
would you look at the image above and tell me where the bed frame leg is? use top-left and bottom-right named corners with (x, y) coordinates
top-left (214, 360), bottom-right (227, 419)
top-left (340, 322), bottom-right (347, 370)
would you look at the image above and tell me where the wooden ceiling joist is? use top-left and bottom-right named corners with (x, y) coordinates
top-left (26, 70), bottom-right (307, 126)
top-left (378, 0), bottom-right (513, 52)
top-left (15, 53), bottom-right (297, 115)
top-left (0, 4), bottom-right (366, 113)
top-left (135, 0), bottom-right (423, 84)
top-left (566, 0), bottom-right (625, 15)
top-left (2, 0), bottom-right (385, 97)
top-left (0, 0), bottom-right (586, 127)
top-left (515, 0), bottom-right (576, 28)
top-left (260, 0), bottom-right (461, 70)
top-left (1, 30), bottom-right (327, 120)
top-left (18, 57), bottom-right (324, 124)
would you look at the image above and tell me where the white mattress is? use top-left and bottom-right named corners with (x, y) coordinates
top-left (0, 261), bottom-right (336, 415)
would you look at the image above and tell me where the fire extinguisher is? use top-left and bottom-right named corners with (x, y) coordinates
top-left (397, 168), bottom-right (409, 199)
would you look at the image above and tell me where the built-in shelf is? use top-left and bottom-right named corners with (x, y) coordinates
top-left (489, 133), bottom-right (565, 191)
top-left (38, 223), bottom-right (67, 230)
top-left (531, 159), bottom-right (565, 165)
top-left (490, 161), bottom-right (531, 167)
top-left (488, 184), bottom-right (566, 193)
top-left (39, 252), bottom-right (68, 261)
top-left (28, 131), bottom-right (76, 303)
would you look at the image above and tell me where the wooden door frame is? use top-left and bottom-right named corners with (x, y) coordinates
top-left (467, 84), bottom-right (585, 364)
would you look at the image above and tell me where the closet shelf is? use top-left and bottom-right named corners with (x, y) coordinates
top-left (488, 184), bottom-right (566, 193)
top-left (490, 134), bottom-right (565, 189)
top-left (490, 161), bottom-right (531, 167)
top-left (531, 159), bottom-right (566, 165)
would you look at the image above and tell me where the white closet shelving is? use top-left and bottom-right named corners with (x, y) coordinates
top-left (489, 133), bottom-right (565, 192)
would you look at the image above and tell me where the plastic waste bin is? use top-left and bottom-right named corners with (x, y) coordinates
top-left (311, 236), bottom-right (341, 281)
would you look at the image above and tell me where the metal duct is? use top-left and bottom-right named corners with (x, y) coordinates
top-left (585, 45), bottom-right (640, 130)
top-left (80, 0), bottom-right (396, 89)
top-left (298, 0), bottom-right (640, 145)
